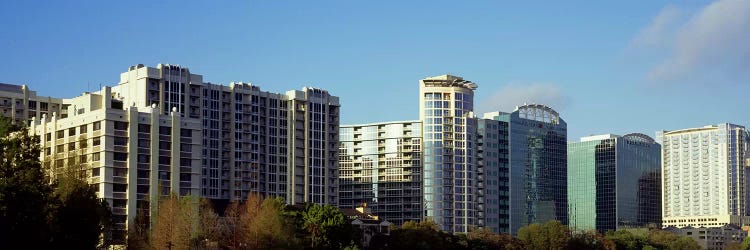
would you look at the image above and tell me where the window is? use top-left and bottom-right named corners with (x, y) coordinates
top-left (56, 130), bottom-right (64, 138)
top-left (159, 156), bottom-right (170, 165)
top-left (91, 167), bottom-right (100, 176)
top-left (92, 152), bottom-right (100, 161)
top-left (79, 154), bottom-right (88, 163)
top-left (114, 137), bottom-right (127, 146)
top-left (114, 121), bottom-right (128, 130)
top-left (159, 126), bottom-right (171, 135)
top-left (138, 124), bottom-right (150, 133)
top-left (93, 137), bottom-right (101, 146)
top-left (68, 143), bottom-right (75, 151)
top-left (114, 152), bottom-right (127, 161)
top-left (45, 147), bottom-right (51, 156)
top-left (79, 124), bottom-right (87, 133)
top-left (180, 129), bottom-right (191, 137)
top-left (93, 121), bottom-right (101, 131)
top-left (68, 128), bottom-right (76, 136)
top-left (56, 144), bottom-right (64, 152)
top-left (45, 133), bottom-right (51, 142)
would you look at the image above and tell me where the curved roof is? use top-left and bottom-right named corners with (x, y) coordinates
top-left (623, 133), bottom-right (655, 143)
top-left (515, 104), bottom-right (560, 124)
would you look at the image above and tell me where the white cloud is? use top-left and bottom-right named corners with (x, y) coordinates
top-left (630, 5), bottom-right (682, 48)
top-left (477, 83), bottom-right (567, 115)
top-left (632, 0), bottom-right (750, 81)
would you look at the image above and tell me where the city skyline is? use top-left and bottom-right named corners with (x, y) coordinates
top-left (2, 1), bottom-right (749, 141)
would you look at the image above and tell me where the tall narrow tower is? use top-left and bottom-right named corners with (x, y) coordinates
top-left (419, 75), bottom-right (478, 233)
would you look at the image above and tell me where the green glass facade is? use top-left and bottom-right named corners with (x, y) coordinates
top-left (568, 134), bottom-right (661, 232)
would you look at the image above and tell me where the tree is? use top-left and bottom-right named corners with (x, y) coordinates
top-left (150, 194), bottom-right (200, 250)
top-left (0, 118), bottom-right (53, 249)
top-left (568, 230), bottom-right (615, 250)
top-left (647, 229), bottom-right (700, 250)
top-left (388, 219), bottom-right (465, 250)
top-left (48, 134), bottom-right (112, 249)
top-left (466, 227), bottom-right (524, 250)
top-left (301, 203), bottom-right (356, 249)
top-left (741, 236), bottom-right (750, 250)
top-left (516, 221), bottom-right (570, 250)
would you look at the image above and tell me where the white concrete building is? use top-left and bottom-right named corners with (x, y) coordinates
top-left (658, 123), bottom-right (750, 228)
top-left (0, 82), bottom-right (66, 124)
top-left (30, 86), bottom-right (202, 242)
top-left (14, 63), bottom-right (340, 242)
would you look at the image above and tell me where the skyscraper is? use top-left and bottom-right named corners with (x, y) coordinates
top-left (568, 133), bottom-right (661, 232)
top-left (484, 104), bottom-right (567, 234)
top-left (339, 121), bottom-right (423, 225)
top-left (419, 75), bottom-right (478, 233)
top-left (658, 123), bottom-right (750, 228)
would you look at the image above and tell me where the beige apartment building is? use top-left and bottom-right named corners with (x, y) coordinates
top-left (0, 82), bottom-right (66, 124)
top-left (12, 63), bottom-right (340, 242)
top-left (657, 124), bottom-right (750, 228)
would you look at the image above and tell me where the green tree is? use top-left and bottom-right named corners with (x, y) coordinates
top-left (647, 229), bottom-right (700, 250)
top-left (605, 229), bottom-right (649, 250)
top-left (516, 221), bottom-right (570, 250)
top-left (388, 219), bottom-right (466, 250)
top-left (301, 203), bottom-right (356, 249)
top-left (568, 230), bottom-right (615, 250)
top-left (741, 236), bottom-right (750, 250)
top-left (0, 118), bottom-right (53, 249)
top-left (49, 135), bottom-right (112, 249)
top-left (466, 226), bottom-right (524, 250)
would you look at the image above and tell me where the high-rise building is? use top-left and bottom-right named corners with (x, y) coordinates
top-left (476, 118), bottom-right (510, 233)
top-left (483, 104), bottom-right (567, 234)
top-left (0, 83), bottom-right (66, 124)
top-left (419, 75), bottom-right (478, 233)
top-left (113, 64), bottom-right (340, 205)
top-left (30, 87), bottom-right (203, 242)
top-left (21, 63), bottom-right (340, 242)
top-left (658, 123), bottom-right (750, 228)
top-left (339, 121), bottom-right (423, 225)
top-left (568, 133), bottom-right (661, 232)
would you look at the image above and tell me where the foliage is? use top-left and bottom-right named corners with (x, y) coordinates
top-left (0, 118), bottom-right (53, 248)
top-left (516, 221), bottom-right (570, 250)
top-left (0, 117), bottom-right (110, 249)
top-left (150, 194), bottom-right (200, 250)
top-left (220, 194), bottom-right (300, 249)
top-left (301, 202), bottom-right (356, 249)
top-left (388, 219), bottom-right (466, 250)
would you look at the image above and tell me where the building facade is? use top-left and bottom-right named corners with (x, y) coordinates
top-left (113, 64), bottom-right (340, 205)
top-left (419, 75), bottom-right (478, 233)
top-left (30, 87), bottom-right (203, 242)
top-left (658, 123), bottom-right (750, 228)
top-left (568, 133), bottom-right (661, 232)
top-left (20, 63), bottom-right (340, 241)
top-left (665, 225), bottom-right (747, 250)
top-left (484, 104), bottom-right (567, 234)
top-left (0, 82), bottom-right (65, 124)
top-left (476, 118), bottom-right (510, 233)
top-left (339, 121), bottom-right (423, 226)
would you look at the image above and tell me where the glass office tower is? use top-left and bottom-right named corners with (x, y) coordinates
top-left (339, 121), bottom-right (423, 225)
top-left (485, 104), bottom-right (567, 234)
top-left (568, 133), bottom-right (661, 232)
top-left (419, 75), bottom-right (478, 233)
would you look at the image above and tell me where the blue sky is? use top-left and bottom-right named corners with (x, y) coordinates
top-left (2, 0), bottom-right (749, 140)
